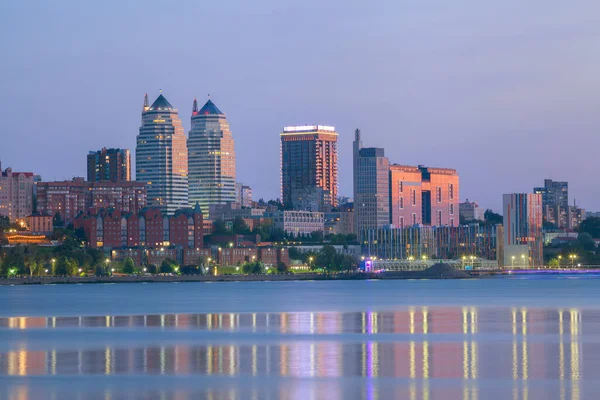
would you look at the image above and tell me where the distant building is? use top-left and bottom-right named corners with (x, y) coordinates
top-left (269, 210), bottom-right (324, 237)
top-left (136, 93), bottom-right (188, 215)
top-left (36, 180), bottom-right (146, 224)
top-left (460, 199), bottom-right (485, 222)
top-left (586, 211), bottom-right (600, 219)
top-left (353, 129), bottom-right (390, 244)
top-left (568, 205), bottom-right (585, 230)
top-left (25, 212), bottom-right (53, 235)
top-left (365, 225), bottom-right (499, 261)
top-left (209, 202), bottom-right (266, 221)
top-left (235, 182), bottom-right (252, 208)
top-left (503, 193), bottom-right (543, 268)
top-left (0, 163), bottom-right (34, 221)
top-left (534, 179), bottom-right (568, 228)
top-left (325, 211), bottom-right (354, 236)
top-left (87, 148), bottom-right (131, 182)
top-left (281, 125), bottom-right (338, 211)
top-left (188, 98), bottom-right (236, 216)
top-left (389, 165), bottom-right (459, 228)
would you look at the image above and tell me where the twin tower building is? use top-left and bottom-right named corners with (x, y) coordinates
top-left (136, 93), bottom-right (235, 216)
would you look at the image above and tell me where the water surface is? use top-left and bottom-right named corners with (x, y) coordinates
top-left (0, 278), bottom-right (598, 399)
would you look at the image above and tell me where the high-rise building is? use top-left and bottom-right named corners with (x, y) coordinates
top-left (503, 193), bottom-right (543, 268)
top-left (353, 129), bottom-right (390, 244)
top-left (87, 148), bottom-right (131, 182)
top-left (36, 179), bottom-right (147, 224)
top-left (0, 162), bottom-right (34, 222)
top-left (389, 165), bottom-right (459, 228)
top-left (188, 98), bottom-right (236, 216)
top-left (136, 93), bottom-right (188, 215)
top-left (533, 179), bottom-right (568, 228)
top-left (280, 125), bottom-right (338, 211)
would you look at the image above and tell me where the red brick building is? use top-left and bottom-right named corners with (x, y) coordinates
top-left (37, 179), bottom-right (146, 225)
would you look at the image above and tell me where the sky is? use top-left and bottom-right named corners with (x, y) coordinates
top-left (1, 0), bottom-right (599, 212)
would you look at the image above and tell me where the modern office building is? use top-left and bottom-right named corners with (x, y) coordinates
top-left (136, 93), bottom-right (188, 215)
top-left (366, 224), bottom-right (499, 261)
top-left (459, 199), bottom-right (485, 222)
top-left (188, 98), bottom-right (236, 215)
top-left (87, 148), bottom-right (131, 182)
top-left (534, 179), bottom-right (568, 228)
top-left (36, 179), bottom-right (147, 224)
top-left (389, 165), bottom-right (459, 228)
top-left (235, 182), bottom-right (252, 208)
top-left (280, 125), bottom-right (338, 211)
top-left (502, 193), bottom-right (543, 268)
top-left (353, 129), bottom-right (390, 244)
top-left (0, 163), bottom-right (34, 222)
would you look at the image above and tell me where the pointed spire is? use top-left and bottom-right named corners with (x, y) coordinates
top-left (355, 128), bottom-right (361, 142)
top-left (192, 97), bottom-right (198, 115)
top-left (143, 93), bottom-right (149, 111)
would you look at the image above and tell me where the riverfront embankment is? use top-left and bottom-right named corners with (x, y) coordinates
top-left (0, 264), bottom-right (474, 285)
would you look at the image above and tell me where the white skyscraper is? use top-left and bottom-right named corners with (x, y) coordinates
top-left (187, 98), bottom-right (236, 216)
top-left (136, 93), bottom-right (188, 215)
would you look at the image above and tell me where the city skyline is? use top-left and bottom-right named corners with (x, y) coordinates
top-left (2, 1), bottom-right (600, 212)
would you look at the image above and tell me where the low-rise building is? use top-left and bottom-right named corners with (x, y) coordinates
top-left (0, 163), bottom-right (34, 221)
top-left (37, 179), bottom-right (147, 225)
top-left (25, 212), bottom-right (53, 235)
top-left (269, 210), bottom-right (324, 237)
top-left (325, 211), bottom-right (354, 235)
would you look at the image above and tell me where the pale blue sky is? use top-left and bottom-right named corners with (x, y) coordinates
top-left (1, 0), bottom-right (599, 211)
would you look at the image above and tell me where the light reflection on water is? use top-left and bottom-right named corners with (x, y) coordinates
top-left (0, 307), bottom-right (594, 399)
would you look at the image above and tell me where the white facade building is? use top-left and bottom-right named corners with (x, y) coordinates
top-left (0, 164), bottom-right (34, 221)
top-left (270, 210), bottom-right (324, 237)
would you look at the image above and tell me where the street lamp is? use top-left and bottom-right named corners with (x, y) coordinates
top-left (511, 255), bottom-right (515, 268)
top-left (521, 254), bottom-right (526, 268)
top-left (143, 267), bottom-right (147, 272)
top-left (558, 255), bottom-right (562, 268)
top-left (229, 242), bottom-right (234, 248)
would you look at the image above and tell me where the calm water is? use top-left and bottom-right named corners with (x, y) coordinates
top-left (0, 277), bottom-right (599, 399)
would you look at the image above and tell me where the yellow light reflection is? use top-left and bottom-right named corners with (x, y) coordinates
top-left (470, 341), bottom-right (477, 379)
top-left (470, 308), bottom-right (477, 334)
top-left (462, 307), bottom-right (468, 335)
top-left (423, 308), bottom-right (429, 334)
top-left (105, 347), bottom-right (111, 375)
top-left (463, 341), bottom-right (469, 379)
top-left (409, 308), bottom-right (415, 335)
top-left (207, 345), bottom-right (213, 374)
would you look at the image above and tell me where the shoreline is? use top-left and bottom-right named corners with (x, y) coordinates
top-left (0, 271), bottom-right (474, 286)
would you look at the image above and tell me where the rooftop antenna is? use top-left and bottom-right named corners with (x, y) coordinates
top-left (192, 98), bottom-right (198, 115)
top-left (143, 93), bottom-right (149, 111)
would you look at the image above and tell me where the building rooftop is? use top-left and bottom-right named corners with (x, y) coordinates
top-left (197, 99), bottom-right (223, 116)
top-left (148, 94), bottom-right (175, 111)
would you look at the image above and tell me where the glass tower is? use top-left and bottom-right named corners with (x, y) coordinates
top-left (187, 98), bottom-right (236, 216)
top-left (136, 93), bottom-right (188, 215)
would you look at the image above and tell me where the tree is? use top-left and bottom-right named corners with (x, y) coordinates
top-left (242, 261), bottom-right (264, 274)
top-left (55, 257), bottom-right (78, 276)
top-left (232, 217), bottom-right (251, 234)
top-left (160, 259), bottom-right (178, 274)
top-left (484, 210), bottom-right (502, 225)
top-left (579, 217), bottom-right (600, 239)
top-left (53, 212), bottom-right (64, 228)
top-left (123, 257), bottom-right (135, 274)
top-left (0, 216), bottom-right (10, 231)
top-left (577, 232), bottom-right (596, 251)
top-left (548, 258), bottom-right (560, 268)
top-left (213, 219), bottom-right (229, 234)
top-left (276, 261), bottom-right (288, 273)
top-left (316, 245), bottom-right (337, 272)
top-left (24, 257), bottom-right (42, 277)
